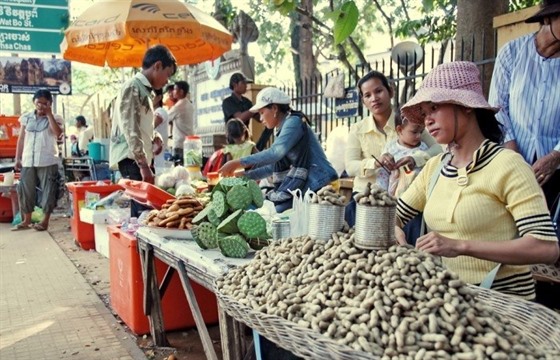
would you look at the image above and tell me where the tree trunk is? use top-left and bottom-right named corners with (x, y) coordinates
top-left (455, 0), bottom-right (508, 95)
top-left (291, 0), bottom-right (320, 103)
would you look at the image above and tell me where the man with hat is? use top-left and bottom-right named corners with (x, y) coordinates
top-left (222, 72), bottom-right (273, 150)
top-left (489, 0), bottom-right (560, 213)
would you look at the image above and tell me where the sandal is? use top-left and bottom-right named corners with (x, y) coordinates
top-left (11, 223), bottom-right (32, 231)
top-left (33, 224), bottom-right (47, 232)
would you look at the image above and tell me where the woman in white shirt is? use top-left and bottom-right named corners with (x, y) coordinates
top-left (13, 89), bottom-right (63, 232)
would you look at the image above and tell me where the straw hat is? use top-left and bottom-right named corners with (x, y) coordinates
top-left (525, 0), bottom-right (560, 23)
top-left (400, 61), bottom-right (498, 124)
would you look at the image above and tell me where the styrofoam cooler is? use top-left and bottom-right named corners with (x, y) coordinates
top-left (354, 204), bottom-right (396, 250)
top-left (307, 203), bottom-right (345, 241)
top-left (79, 208), bottom-right (130, 258)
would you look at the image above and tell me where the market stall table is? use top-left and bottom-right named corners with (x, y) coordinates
top-left (135, 226), bottom-right (252, 360)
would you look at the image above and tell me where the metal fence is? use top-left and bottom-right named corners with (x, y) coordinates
top-left (277, 33), bottom-right (498, 144)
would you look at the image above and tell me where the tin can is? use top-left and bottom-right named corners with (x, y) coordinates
top-left (272, 219), bottom-right (291, 241)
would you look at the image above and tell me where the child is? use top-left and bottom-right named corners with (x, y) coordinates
top-left (376, 114), bottom-right (429, 197)
top-left (222, 118), bottom-right (257, 163)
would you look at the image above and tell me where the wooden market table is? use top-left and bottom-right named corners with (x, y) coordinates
top-left (134, 227), bottom-right (252, 360)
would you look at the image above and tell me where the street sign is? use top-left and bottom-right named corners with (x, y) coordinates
top-left (335, 88), bottom-right (360, 118)
top-left (0, 29), bottom-right (65, 53)
top-left (0, 0), bottom-right (69, 54)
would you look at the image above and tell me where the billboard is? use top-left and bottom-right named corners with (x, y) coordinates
top-left (0, 56), bottom-right (72, 95)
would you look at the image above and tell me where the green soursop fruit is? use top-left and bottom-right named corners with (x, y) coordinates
top-left (226, 184), bottom-right (253, 210)
top-left (246, 180), bottom-right (264, 208)
top-left (207, 208), bottom-right (221, 226)
top-left (211, 191), bottom-right (228, 217)
top-left (218, 234), bottom-right (249, 258)
top-left (217, 209), bottom-right (243, 234)
top-left (237, 211), bottom-right (267, 239)
top-left (192, 205), bottom-right (212, 224)
top-left (192, 222), bottom-right (218, 249)
top-left (213, 177), bottom-right (248, 195)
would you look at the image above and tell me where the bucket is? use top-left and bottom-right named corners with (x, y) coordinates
top-left (271, 219), bottom-right (291, 241)
top-left (354, 204), bottom-right (396, 250)
top-left (308, 203), bottom-right (345, 241)
top-left (88, 142), bottom-right (105, 162)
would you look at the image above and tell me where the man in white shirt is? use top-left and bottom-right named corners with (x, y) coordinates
top-left (75, 115), bottom-right (94, 156)
top-left (168, 81), bottom-right (194, 165)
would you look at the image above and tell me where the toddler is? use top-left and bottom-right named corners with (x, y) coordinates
top-left (223, 118), bottom-right (257, 163)
top-left (377, 115), bottom-right (429, 197)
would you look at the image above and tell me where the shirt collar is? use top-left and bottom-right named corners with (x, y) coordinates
top-left (443, 140), bottom-right (503, 176)
top-left (357, 111), bottom-right (395, 134)
top-left (134, 72), bottom-right (153, 92)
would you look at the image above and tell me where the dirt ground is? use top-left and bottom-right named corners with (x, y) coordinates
top-left (48, 213), bottom-right (224, 360)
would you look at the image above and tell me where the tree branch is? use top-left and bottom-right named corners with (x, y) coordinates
top-left (348, 36), bottom-right (369, 67)
top-left (399, 0), bottom-right (419, 38)
top-left (372, 0), bottom-right (394, 48)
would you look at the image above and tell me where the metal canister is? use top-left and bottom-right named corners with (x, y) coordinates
top-left (271, 219), bottom-right (291, 241)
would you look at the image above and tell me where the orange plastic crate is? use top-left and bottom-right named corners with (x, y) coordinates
top-left (108, 226), bottom-right (219, 335)
top-left (0, 115), bottom-right (20, 158)
top-left (66, 181), bottom-right (123, 250)
top-left (118, 178), bottom-right (174, 210)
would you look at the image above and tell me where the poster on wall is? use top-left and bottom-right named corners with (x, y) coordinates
top-left (0, 56), bottom-right (72, 95)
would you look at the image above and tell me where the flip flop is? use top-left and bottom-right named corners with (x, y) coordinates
top-left (11, 223), bottom-right (32, 231)
top-left (33, 224), bottom-right (47, 232)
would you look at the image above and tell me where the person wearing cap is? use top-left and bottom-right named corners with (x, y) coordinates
top-left (222, 72), bottom-right (273, 151)
top-left (489, 0), bottom-right (560, 214)
top-left (219, 87), bottom-right (338, 213)
top-left (396, 61), bottom-right (559, 300)
top-left (222, 72), bottom-right (255, 125)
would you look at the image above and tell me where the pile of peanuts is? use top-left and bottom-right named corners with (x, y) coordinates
top-left (354, 182), bottom-right (396, 206)
top-left (311, 185), bottom-right (346, 206)
top-left (144, 195), bottom-right (203, 230)
top-left (217, 230), bottom-right (554, 359)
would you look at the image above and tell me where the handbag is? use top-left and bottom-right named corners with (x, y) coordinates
top-left (324, 72), bottom-right (345, 98)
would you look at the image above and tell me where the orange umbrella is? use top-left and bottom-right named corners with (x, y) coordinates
top-left (61, 0), bottom-right (232, 67)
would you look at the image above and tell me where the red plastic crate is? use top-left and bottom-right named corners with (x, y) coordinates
top-left (108, 226), bottom-right (219, 334)
top-left (0, 173), bottom-right (19, 223)
top-left (118, 178), bottom-right (174, 210)
top-left (66, 181), bottom-right (123, 250)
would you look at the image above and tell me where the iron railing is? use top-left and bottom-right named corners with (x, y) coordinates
top-left (277, 33), bottom-right (498, 144)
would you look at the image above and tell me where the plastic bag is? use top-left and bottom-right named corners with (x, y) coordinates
top-left (12, 206), bottom-right (45, 226)
top-left (90, 190), bottom-right (131, 209)
top-left (324, 72), bottom-right (345, 98)
top-left (288, 189), bottom-right (314, 237)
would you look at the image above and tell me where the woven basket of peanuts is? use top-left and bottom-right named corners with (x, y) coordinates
top-left (308, 185), bottom-right (346, 241)
top-left (353, 183), bottom-right (397, 250)
top-left (143, 195), bottom-right (204, 230)
top-left (215, 231), bottom-right (560, 360)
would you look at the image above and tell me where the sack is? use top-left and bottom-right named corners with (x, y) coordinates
top-left (324, 72), bottom-right (345, 98)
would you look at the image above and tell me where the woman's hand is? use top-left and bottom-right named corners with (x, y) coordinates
top-left (533, 151), bottom-right (560, 186)
top-left (14, 160), bottom-right (22, 172)
top-left (219, 159), bottom-right (241, 176)
top-left (395, 226), bottom-right (407, 245)
top-left (378, 153), bottom-right (396, 170)
top-left (416, 231), bottom-right (463, 258)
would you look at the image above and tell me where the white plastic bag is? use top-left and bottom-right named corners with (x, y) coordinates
top-left (288, 189), bottom-right (314, 237)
